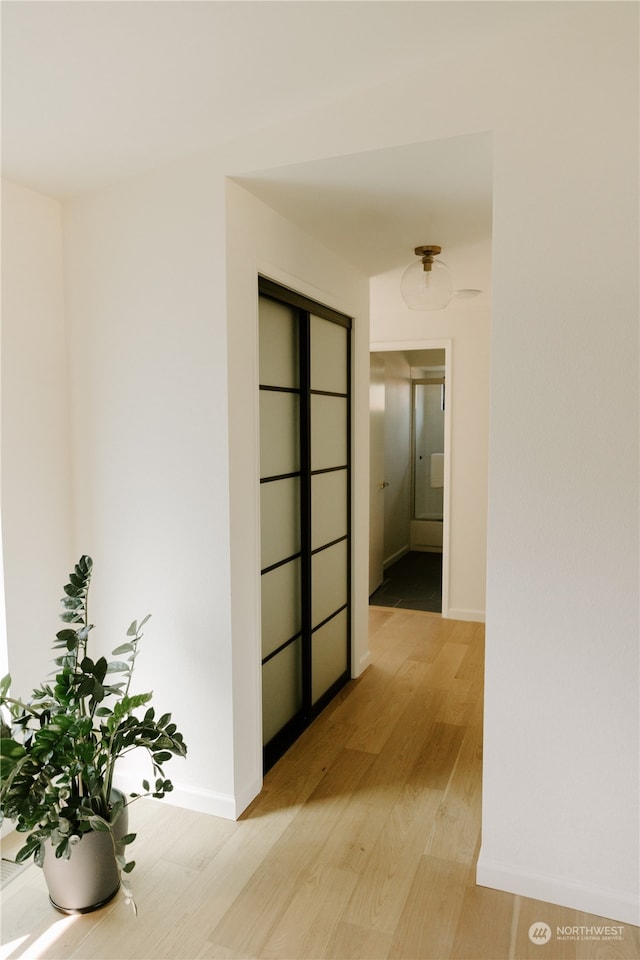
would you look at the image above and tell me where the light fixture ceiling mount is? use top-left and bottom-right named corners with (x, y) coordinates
top-left (401, 243), bottom-right (482, 310)
top-left (400, 244), bottom-right (454, 310)
top-left (413, 244), bottom-right (442, 265)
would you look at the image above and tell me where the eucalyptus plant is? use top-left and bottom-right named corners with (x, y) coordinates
top-left (0, 555), bottom-right (187, 903)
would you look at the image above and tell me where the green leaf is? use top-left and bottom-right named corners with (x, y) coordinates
top-left (106, 661), bottom-right (130, 674)
top-left (77, 556), bottom-right (93, 576)
top-left (142, 779), bottom-right (150, 792)
top-left (125, 693), bottom-right (152, 711)
top-left (119, 833), bottom-right (137, 846)
top-left (109, 797), bottom-right (125, 821)
top-left (61, 595), bottom-right (83, 609)
top-left (0, 739), bottom-right (27, 760)
top-left (77, 675), bottom-right (95, 698)
top-left (111, 643), bottom-right (134, 656)
top-left (0, 759), bottom-right (17, 780)
top-left (93, 657), bottom-right (108, 683)
top-left (122, 860), bottom-right (136, 874)
top-left (126, 621), bottom-right (138, 637)
top-left (16, 836), bottom-right (41, 863)
top-left (55, 838), bottom-right (70, 860)
top-left (86, 816), bottom-right (110, 832)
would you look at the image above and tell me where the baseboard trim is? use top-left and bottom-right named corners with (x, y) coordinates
top-left (232, 776), bottom-right (263, 818)
top-left (383, 546), bottom-right (409, 569)
top-left (114, 774), bottom-right (246, 821)
top-left (357, 650), bottom-right (372, 675)
top-left (477, 853), bottom-right (640, 926)
top-left (447, 607), bottom-right (486, 623)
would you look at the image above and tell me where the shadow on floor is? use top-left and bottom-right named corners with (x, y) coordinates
top-left (369, 550), bottom-right (442, 613)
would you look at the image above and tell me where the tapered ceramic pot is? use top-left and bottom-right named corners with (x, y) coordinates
top-left (42, 791), bottom-right (128, 914)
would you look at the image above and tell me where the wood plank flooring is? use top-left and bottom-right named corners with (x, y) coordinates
top-left (2, 608), bottom-right (638, 959)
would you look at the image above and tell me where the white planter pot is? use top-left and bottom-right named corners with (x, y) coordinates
top-left (42, 791), bottom-right (128, 914)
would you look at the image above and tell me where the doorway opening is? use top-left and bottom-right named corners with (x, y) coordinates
top-left (368, 342), bottom-right (451, 615)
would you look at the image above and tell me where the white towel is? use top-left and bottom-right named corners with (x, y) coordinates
top-left (430, 453), bottom-right (444, 488)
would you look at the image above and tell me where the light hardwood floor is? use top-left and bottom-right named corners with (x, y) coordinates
top-left (2, 608), bottom-right (638, 959)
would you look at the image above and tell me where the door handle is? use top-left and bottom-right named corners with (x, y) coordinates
top-left (380, 481), bottom-right (390, 489)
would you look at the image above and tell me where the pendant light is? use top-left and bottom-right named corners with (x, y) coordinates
top-left (400, 245), bottom-right (453, 310)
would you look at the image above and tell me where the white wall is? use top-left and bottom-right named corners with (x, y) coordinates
top-left (1, 180), bottom-right (73, 692)
top-left (224, 179), bottom-right (371, 804)
top-left (479, 13), bottom-right (640, 921)
top-left (62, 155), bottom-right (238, 816)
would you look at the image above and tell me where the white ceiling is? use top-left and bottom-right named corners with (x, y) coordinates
top-left (1, 2), bottom-right (558, 278)
top-left (235, 134), bottom-right (493, 276)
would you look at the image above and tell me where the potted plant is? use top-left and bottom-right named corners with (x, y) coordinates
top-left (0, 555), bottom-right (187, 914)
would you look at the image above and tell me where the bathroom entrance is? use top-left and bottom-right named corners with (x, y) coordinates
top-left (369, 344), bottom-right (450, 614)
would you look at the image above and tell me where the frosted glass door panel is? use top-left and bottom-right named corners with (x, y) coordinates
top-left (262, 640), bottom-right (302, 745)
top-left (261, 559), bottom-right (301, 659)
top-left (311, 470), bottom-right (347, 551)
top-left (310, 315), bottom-right (347, 394)
top-left (312, 610), bottom-right (348, 704)
top-left (311, 395), bottom-right (347, 471)
top-left (312, 540), bottom-right (348, 628)
top-left (258, 278), bottom-right (351, 769)
top-left (260, 391), bottom-right (299, 478)
top-left (259, 298), bottom-right (299, 389)
top-left (260, 478), bottom-right (300, 569)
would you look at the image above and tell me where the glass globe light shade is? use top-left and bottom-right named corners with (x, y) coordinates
top-left (400, 257), bottom-right (454, 310)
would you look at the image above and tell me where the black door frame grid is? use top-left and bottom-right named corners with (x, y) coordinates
top-left (258, 276), bottom-right (352, 771)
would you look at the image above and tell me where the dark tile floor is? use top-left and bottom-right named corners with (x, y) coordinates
top-left (369, 550), bottom-right (442, 613)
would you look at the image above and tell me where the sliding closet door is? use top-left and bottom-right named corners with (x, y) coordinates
top-left (309, 314), bottom-right (350, 705)
top-left (258, 278), bottom-right (351, 770)
top-left (259, 295), bottom-right (302, 750)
